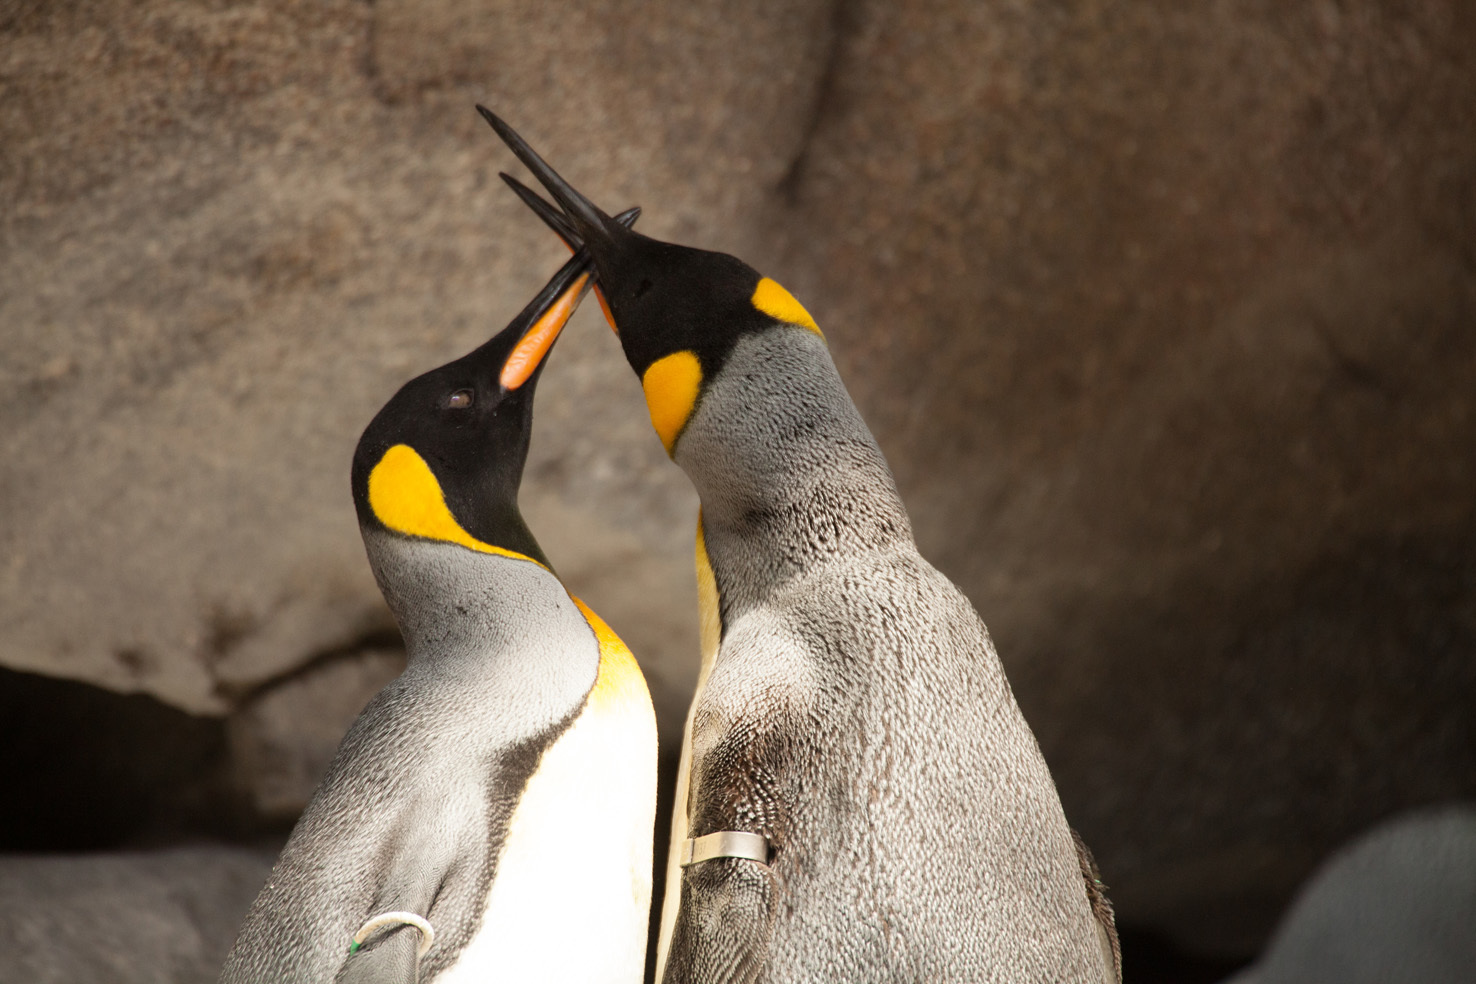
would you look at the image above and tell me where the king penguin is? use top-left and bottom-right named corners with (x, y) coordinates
top-left (219, 222), bottom-right (658, 984)
top-left (480, 108), bottom-right (1121, 984)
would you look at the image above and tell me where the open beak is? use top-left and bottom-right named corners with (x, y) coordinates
top-left (501, 172), bottom-right (582, 251)
top-left (501, 172), bottom-right (634, 334)
top-left (477, 107), bottom-right (644, 334)
top-left (477, 106), bottom-right (618, 246)
top-left (495, 205), bottom-right (641, 390)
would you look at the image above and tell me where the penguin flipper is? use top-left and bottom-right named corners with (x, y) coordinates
top-left (335, 926), bottom-right (421, 984)
top-left (663, 857), bottom-right (776, 984)
top-left (665, 687), bottom-right (795, 984)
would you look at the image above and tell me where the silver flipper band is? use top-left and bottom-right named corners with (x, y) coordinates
top-left (350, 911), bottom-right (435, 958)
top-left (680, 830), bottom-right (769, 867)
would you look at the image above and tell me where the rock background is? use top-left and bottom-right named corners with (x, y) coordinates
top-left (2, 0), bottom-right (1473, 976)
top-left (1224, 805), bottom-right (1476, 984)
top-left (0, 847), bottom-right (275, 984)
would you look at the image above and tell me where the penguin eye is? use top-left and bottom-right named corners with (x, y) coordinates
top-left (445, 389), bottom-right (475, 410)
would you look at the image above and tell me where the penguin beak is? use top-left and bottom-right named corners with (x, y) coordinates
top-left (501, 173), bottom-right (582, 251)
top-left (477, 107), bottom-right (618, 246)
top-left (496, 249), bottom-right (596, 391)
top-left (501, 173), bottom-right (634, 334)
top-left (476, 107), bottom-right (641, 335)
top-left (493, 205), bottom-right (642, 390)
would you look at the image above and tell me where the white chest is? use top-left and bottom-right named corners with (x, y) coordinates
top-left (434, 688), bottom-right (657, 984)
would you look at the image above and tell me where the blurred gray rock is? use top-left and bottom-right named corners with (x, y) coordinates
top-left (0, 846), bottom-right (274, 984)
top-left (2, 0), bottom-right (1474, 957)
top-left (227, 647), bottom-right (405, 819)
top-left (1223, 806), bottom-right (1476, 984)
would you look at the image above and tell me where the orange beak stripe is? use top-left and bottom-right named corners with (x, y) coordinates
top-left (596, 286), bottom-right (618, 334)
top-left (555, 237), bottom-right (616, 333)
top-left (500, 271), bottom-right (590, 391)
top-left (550, 235), bottom-right (616, 333)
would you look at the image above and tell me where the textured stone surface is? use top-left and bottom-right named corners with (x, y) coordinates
top-left (0, 846), bottom-right (273, 984)
top-left (227, 646), bottom-right (405, 819)
top-left (2, 0), bottom-right (1474, 959)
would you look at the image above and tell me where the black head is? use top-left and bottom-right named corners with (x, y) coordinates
top-left (481, 109), bottom-right (824, 454)
top-left (350, 217), bottom-right (633, 566)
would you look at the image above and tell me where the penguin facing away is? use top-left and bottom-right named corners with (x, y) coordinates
top-left (481, 108), bottom-right (1120, 984)
top-left (219, 227), bottom-right (658, 984)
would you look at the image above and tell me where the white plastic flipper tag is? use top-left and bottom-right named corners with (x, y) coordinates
top-left (349, 911), bottom-right (435, 959)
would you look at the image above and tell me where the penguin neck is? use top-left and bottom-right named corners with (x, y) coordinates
top-left (676, 330), bottom-right (914, 611)
top-left (360, 528), bottom-right (577, 666)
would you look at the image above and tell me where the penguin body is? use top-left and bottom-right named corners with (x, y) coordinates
top-left (668, 329), bottom-right (1112, 983)
top-left (220, 239), bottom-right (657, 984)
top-left (484, 111), bottom-right (1117, 984)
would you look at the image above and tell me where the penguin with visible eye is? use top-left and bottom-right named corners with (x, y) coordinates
top-left (219, 213), bottom-right (658, 984)
top-left (481, 108), bottom-right (1120, 984)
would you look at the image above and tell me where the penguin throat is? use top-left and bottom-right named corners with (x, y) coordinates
top-left (360, 529), bottom-right (563, 664)
top-left (695, 472), bottom-right (913, 617)
top-left (672, 330), bottom-right (912, 597)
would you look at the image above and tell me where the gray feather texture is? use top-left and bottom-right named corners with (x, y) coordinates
top-left (219, 535), bottom-right (599, 983)
top-left (666, 329), bottom-right (1115, 983)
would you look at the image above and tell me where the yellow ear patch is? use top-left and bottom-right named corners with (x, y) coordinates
top-left (751, 277), bottom-right (823, 337)
top-left (367, 444), bottom-right (541, 566)
top-left (641, 351), bottom-right (703, 455)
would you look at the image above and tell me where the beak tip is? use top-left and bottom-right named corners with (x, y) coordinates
top-left (474, 104), bottom-right (502, 131)
top-left (476, 107), bottom-right (614, 241)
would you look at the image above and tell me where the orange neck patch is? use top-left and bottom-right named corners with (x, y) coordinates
top-left (695, 515), bottom-right (721, 661)
top-left (572, 598), bottom-right (652, 714)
